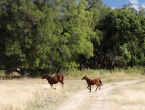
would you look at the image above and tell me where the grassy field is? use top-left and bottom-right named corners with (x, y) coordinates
top-left (109, 81), bottom-right (145, 110)
top-left (0, 78), bottom-right (87, 110)
top-left (0, 69), bottom-right (145, 110)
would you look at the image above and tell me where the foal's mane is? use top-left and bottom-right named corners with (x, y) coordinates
top-left (85, 76), bottom-right (90, 80)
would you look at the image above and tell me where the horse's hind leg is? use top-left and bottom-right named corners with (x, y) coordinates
top-left (62, 82), bottom-right (64, 88)
top-left (60, 81), bottom-right (64, 88)
top-left (97, 83), bottom-right (101, 90)
top-left (50, 84), bottom-right (53, 88)
top-left (99, 84), bottom-right (101, 90)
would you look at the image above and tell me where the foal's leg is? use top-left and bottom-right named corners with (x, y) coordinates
top-left (90, 86), bottom-right (91, 92)
top-left (97, 83), bottom-right (101, 90)
top-left (87, 85), bottom-right (91, 92)
top-left (87, 85), bottom-right (90, 90)
top-left (99, 84), bottom-right (101, 90)
top-left (95, 83), bottom-right (101, 91)
top-left (95, 85), bottom-right (99, 91)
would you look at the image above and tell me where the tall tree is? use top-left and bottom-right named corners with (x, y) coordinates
top-left (0, 0), bottom-right (60, 74)
top-left (99, 8), bottom-right (145, 68)
top-left (84, 0), bottom-right (111, 69)
top-left (58, 0), bottom-right (96, 70)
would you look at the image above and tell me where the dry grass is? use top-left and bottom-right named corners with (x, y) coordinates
top-left (0, 78), bottom-right (86, 110)
top-left (109, 81), bottom-right (145, 110)
top-left (0, 69), bottom-right (145, 110)
top-left (65, 69), bottom-right (144, 82)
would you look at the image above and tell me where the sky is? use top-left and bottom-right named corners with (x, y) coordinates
top-left (103, 0), bottom-right (145, 10)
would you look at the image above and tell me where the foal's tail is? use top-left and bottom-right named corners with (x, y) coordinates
top-left (99, 79), bottom-right (103, 86)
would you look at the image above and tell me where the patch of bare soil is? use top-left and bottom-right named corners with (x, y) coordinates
top-left (56, 80), bottom-right (141, 110)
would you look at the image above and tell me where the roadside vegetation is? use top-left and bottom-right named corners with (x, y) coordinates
top-left (109, 81), bottom-right (145, 110)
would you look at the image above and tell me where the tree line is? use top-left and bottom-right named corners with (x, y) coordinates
top-left (0, 0), bottom-right (145, 76)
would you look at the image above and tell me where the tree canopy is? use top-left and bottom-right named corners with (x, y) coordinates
top-left (0, 0), bottom-right (145, 76)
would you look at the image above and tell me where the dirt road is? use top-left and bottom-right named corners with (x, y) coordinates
top-left (56, 80), bottom-right (141, 110)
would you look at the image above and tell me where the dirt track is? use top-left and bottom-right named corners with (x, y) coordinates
top-left (56, 80), bottom-right (141, 110)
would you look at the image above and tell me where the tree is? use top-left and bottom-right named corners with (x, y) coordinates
top-left (0, 0), bottom-right (60, 74)
top-left (84, 0), bottom-right (111, 69)
top-left (54, 0), bottom-right (96, 70)
top-left (99, 8), bottom-right (145, 68)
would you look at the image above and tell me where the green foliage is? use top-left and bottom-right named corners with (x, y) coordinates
top-left (99, 7), bottom-right (145, 68)
top-left (66, 62), bottom-right (79, 71)
top-left (0, 0), bottom-right (145, 76)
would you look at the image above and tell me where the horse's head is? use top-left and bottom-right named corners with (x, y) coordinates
top-left (82, 75), bottom-right (87, 80)
top-left (42, 74), bottom-right (49, 79)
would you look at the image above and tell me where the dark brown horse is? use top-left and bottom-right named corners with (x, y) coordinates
top-left (42, 74), bottom-right (64, 88)
top-left (82, 75), bottom-right (103, 92)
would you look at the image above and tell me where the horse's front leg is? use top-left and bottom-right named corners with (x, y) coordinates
top-left (87, 85), bottom-right (91, 92)
top-left (87, 85), bottom-right (90, 90)
top-left (90, 86), bottom-right (91, 92)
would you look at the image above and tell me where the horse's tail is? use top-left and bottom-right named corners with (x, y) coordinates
top-left (99, 79), bottom-right (103, 86)
top-left (56, 74), bottom-right (64, 81)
